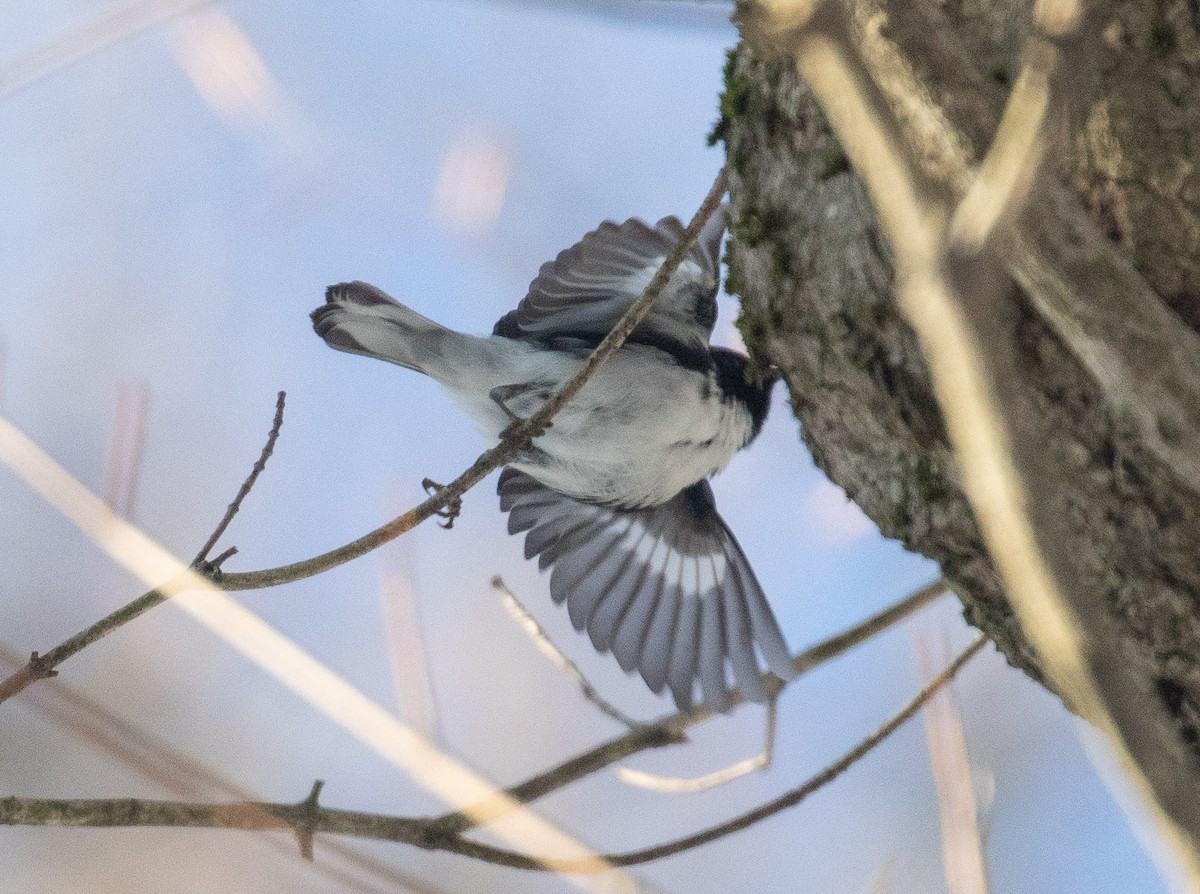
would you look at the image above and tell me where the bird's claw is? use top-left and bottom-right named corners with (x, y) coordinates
top-left (422, 478), bottom-right (462, 529)
top-left (489, 386), bottom-right (524, 423)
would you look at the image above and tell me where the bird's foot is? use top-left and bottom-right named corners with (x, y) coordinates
top-left (422, 478), bottom-right (463, 529)
top-left (490, 384), bottom-right (552, 447)
top-left (489, 385), bottom-right (525, 423)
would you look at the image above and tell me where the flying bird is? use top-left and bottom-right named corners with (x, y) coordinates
top-left (312, 210), bottom-right (795, 710)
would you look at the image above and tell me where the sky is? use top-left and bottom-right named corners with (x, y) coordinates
top-left (0, 1), bottom-right (1171, 892)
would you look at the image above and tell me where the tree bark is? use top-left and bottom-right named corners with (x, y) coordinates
top-left (716, 0), bottom-right (1200, 741)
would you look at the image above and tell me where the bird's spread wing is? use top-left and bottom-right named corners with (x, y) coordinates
top-left (493, 211), bottom-right (726, 354)
top-left (498, 468), bottom-right (795, 711)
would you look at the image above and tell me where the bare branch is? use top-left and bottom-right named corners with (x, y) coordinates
top-left (0, 391), bottom-right (286, 704)
top-left (0, 171), bottom-right (728, 709)
top-left (214, 167), bottom-right (729, 593)
top-left (0, 634), bottom-right (986, 871)
top-left (616, 695), bottom-right (776, 793)
top-left (0, 413), bottom-right (635, 887)
top-left (0, 642), bottom-right (450, 894)
top-left (430, 578), bottom-right (947, 835)
top-left (494, 576), bottom-right (644, 730)
top-left (194, 390), bottom-right (286, 567)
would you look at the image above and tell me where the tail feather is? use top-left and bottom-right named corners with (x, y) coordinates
top-left (312, 281), bottom-right (450, 374)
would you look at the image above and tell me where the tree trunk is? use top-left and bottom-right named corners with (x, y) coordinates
top-left (716, 0), bottom-right (1200, 741)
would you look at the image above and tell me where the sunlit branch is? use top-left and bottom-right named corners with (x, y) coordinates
top-left (494, 576), bottom-right (644, 730)
top-left (0, 634), bottom-right (985, 871)
top-left (0, 391), bottom-right (286, 705)
top-left (0, 169), bottom-right (727, 706)
top-left (0, 409), bottom-right (631, 888)
top-left (733, 0), bottom-right (1200, 878)
top-left (616, 695), bottom-right (776, 793)
top-left (0, 642), bottom-right (451, 894)
top-left (431, 578), bottom-right (947, 835)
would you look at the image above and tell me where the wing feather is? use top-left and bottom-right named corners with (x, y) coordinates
top-left (493, 211), bottom-right (726, 353)
top-left (498, 469), bottom-right (791, 712)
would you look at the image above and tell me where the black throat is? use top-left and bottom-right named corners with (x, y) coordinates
top-left (503, 327), bottom-right (777, 442)
top-left (709, 346), bottom-right (776, 442)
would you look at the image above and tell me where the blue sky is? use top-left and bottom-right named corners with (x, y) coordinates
top-left (0, 2), bottom-right (1167, 892)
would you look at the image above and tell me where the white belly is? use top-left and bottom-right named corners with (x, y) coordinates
top-left (446, 341), bottom-right (752, 508)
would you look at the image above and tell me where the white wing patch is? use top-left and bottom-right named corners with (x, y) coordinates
top-left (498, 468), bottom-right (795, 712)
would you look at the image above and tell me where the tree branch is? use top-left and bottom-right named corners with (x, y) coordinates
top-left (0, 391), bottom-right (288, 704)
top-left (0, 170), bottom-right (727, 706)
top-left (214, 166), bottom-right (729, 593)
top-left (193, 390), bottom-right (286, 567)
top-left (0, 632), bottom-right (983, 872)
top-left (733, 0), bottom-right (1200, 876)
top-left (430, 577), bottom-right (947, 835)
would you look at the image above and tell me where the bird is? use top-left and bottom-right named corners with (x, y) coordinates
top-left (311, 209), bottom-right (796, 711)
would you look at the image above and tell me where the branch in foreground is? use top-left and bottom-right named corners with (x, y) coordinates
top-left (616, 695), bottom-right (776, 794)
top-left (733, 0), bottom-right (1200, 876)
top-left (0, 633), bottom-right (985, 871)
top-left (0, 169), bottom-right (728, 708)
top-left (0, 641), bottom-right (450, 894)
top-left (494, 576), bottom-right (643, 730)
top-left (0, 392), bottom-right (286, 706)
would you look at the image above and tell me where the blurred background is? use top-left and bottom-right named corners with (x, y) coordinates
top-left (0, 1), bottom-right (1169, 891)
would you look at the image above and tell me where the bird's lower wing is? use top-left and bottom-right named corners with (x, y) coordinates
top-left (498, 468), bottom-right (795, 712)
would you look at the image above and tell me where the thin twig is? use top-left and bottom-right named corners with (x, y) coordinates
top-left (0, 391), bottom-right (286, 705)
top-left (0, 427), bottom-right (632, 888)
top-left (0, 642), bottom-right (450, 894)
top-left (493, 576), bottom-right (643, 730)
top-left (0, 169), bottom-right (730, 709)
top-left (0, 634), bottom-right (986, 871)
top-left (616, 695), bottom-right (776, 793)
top-left (430, 578), bottom-right (947, 835)
top-left (917, 631), bottom-right (990, 894)
top-left (216, 166), bottom-right (729, 592)
top-left (194, 390), bottom-right (286, 566)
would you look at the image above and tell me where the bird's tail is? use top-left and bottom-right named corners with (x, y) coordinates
top-left (312, 281), bottom-right (465, 376)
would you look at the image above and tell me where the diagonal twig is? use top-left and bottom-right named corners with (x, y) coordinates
top-left (493, 576), bottom-right (644, 730)
top-left (429, 577), bottom-right (947, 835)
top-left (193, 390), bottom-right (286, 567)
top-left (616, 695), bottom-right (776, 793)
top-left (0, 169), bottom-right (728, 708)
top-left (0, 391), bottom-right (287, 704)
top-left (214, 166), bottom-right (730, 592)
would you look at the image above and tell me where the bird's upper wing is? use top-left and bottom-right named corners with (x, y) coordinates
top-left (493, 211), bottom-right (726, 354)
top-left (498, 468), bottom-right (795, 712)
